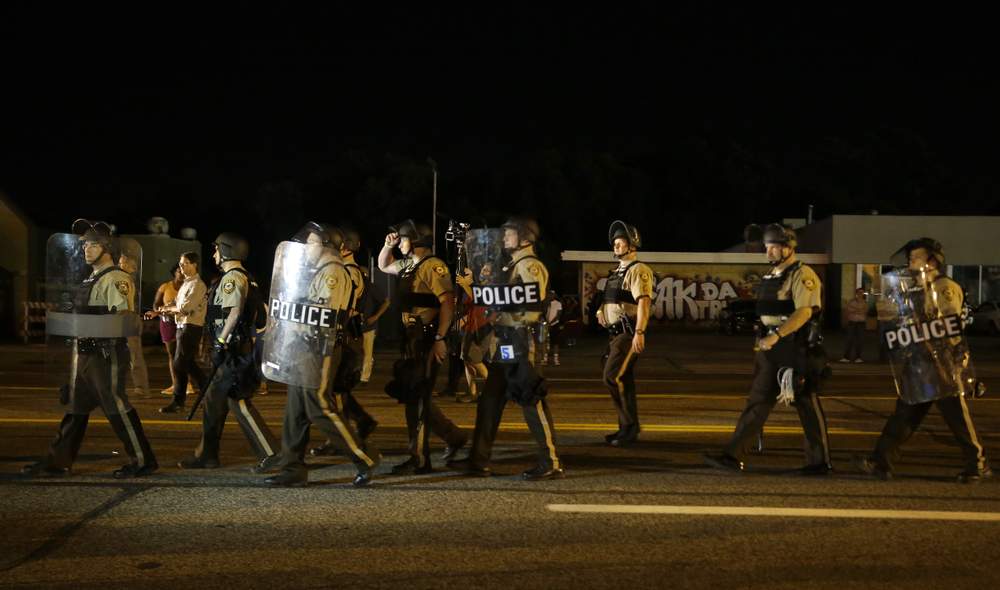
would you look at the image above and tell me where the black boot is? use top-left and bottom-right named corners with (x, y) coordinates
top-left (109, 410), bottom-right (158, 478)
top-left (43, 413), bottom-right (90, 470)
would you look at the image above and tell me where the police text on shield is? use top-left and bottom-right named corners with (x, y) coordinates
top-left (884, 314), bottom-right (963, 350)
top-left (270, 298), bottom-right (335, 328)
top-left (472, 282), bottom-right (541, 307)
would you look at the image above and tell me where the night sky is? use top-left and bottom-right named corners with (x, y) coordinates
top-left (3, 6), bottom-right (998, 278)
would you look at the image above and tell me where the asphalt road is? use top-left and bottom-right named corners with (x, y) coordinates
top-left (2, 331), bottom-right (1000, 589)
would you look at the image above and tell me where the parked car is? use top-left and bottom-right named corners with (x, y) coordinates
top-left (969, 301), bottom-right (1000, 335)
top-left (718, 299), bottom-right (758, 335)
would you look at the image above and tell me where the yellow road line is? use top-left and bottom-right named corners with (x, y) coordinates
top-left (0, 417), bottom-right (881, 436)
top-left (547, 504), bottom-right (1000, 522)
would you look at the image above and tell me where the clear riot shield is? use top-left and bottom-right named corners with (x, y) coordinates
top-left (45, 233), bottom-right (142, 387)
top-left (260, 240), bottom-right (342, 388)
top-left (464, 228), bottom-right (544, 364)
top-left (880, 269), bottom-right (976, 404)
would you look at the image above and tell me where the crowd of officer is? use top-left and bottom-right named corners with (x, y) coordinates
top-left (20, 216), bottom-right (993, 486)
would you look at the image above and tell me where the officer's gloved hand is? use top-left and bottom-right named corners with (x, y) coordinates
top-left (776, 367), bottom-right (796, 406)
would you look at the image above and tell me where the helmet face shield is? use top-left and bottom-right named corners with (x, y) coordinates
top-left (608, 220), bottom-right (641, 249)
top-left (890, 238), bottom-right (945, 270)
top-left (72, 219), bottom-right (114, 243)
top-left (213, 232), bottom-right (250, 262)
top-left (761, 223), bottom-right (797, 249)
top-left (501, 217), bottom-right (540, 247)
top-left (293, 222), bottom-right (344, 250)
top-left (390, 219), bottom-right (432, 248)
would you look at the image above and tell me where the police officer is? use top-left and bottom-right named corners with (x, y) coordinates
top-left (596, 220), bottom-right (653, 447)
top-left (856, 238), bottom-right (992, 483)
top-left (265, 223), bottom-right (380, 486)
top-left (704, 224), bottom-right (832, 475)
top-left (378, 219), bottom-right (467, 474)
top-left (23, 220), bottom-right (158, 478)
top-left (178, 232), bottom-right (280, 471)
top-left (309, 226), bottom-right (379, 458)
top-left (449, 217), bottom-right (564, 480)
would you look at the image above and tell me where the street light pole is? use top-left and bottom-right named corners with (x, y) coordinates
top-left (428, 157), bottom-right (438, 254)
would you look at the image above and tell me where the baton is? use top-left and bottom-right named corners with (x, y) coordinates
top-left (186, 358), bottom-right (223, 421)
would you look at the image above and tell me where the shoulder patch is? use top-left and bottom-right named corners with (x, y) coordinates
top-left (222, 280), bottom-right (236, 294)
top-left (115, 280), bottom-right (130, 296)
top-left (527, 263), bottom-right (542, 276)
top-left (326, 275), bottom-right (338, 289)
top-left (802, 278), bottom-right (817, 291)
top-left (433, 265), bottom-right (447, 276)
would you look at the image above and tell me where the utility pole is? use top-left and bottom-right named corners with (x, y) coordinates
top-left (428, 157), bottom-right (438, 254)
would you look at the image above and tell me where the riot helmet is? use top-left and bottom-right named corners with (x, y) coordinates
top-left (389, 219), bottom-right (433, 249)
top-left (213, 232), bottom-right (250, 262)
top-left (501, 217), bottom-right (540, 247)
top-left (760, 224), bottom-right (797, 266)
top-left (293, 221), bottom-right (345, 251)
top-left (891, 237), bottom-right (945, 271)
top-left (73, 219), bottom-right (115, 265)
top-left (608, 220), bottom-right (641, 251)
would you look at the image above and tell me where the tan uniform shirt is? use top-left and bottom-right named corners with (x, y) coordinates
top-left (599, 259), bottom-right (654, 325)
top-left (309, 260), bottom-right (353, 310)
top-left (393, 255), bottom-right (452, 324)
top-left (213, 267), bottom-right (248, 330)
top-left (761, 262), bottom-right (822, 327)
top-left (496, 247), bottom-right (548, 327)
top-left (89, 268), bottom-right (135, 313)
top-left (344, 259), bottom-right (365, 314)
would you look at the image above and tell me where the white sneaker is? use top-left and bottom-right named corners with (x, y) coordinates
top-left (854, 358), bottom-right (864, 363)
top-left (838, 358), bottom-right (850, 363)
top-left (161, 386), bottom-right (174, 395)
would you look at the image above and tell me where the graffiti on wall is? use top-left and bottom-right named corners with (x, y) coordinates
top-left (581, 262), bottom-right (772, 324)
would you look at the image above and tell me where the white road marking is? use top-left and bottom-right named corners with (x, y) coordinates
top-left (547, 504), bottom-right (1000, 522)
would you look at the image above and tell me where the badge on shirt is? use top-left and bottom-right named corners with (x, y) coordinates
top-left (223, 280), bottom-right (236, 294)
top-left (115, 280), bottom-right (130, 296)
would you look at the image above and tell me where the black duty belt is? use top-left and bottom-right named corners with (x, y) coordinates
top-left (77, 337), bottom-right (127, 354)
top-left (607, 317), bottom-right (637, 336)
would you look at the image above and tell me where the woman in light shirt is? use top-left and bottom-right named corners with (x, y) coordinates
top-left (147, 252), bottom-right (208, 413)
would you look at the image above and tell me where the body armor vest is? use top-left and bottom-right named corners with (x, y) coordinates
top-left (603, 261), bottom-right (640, 305)
top-left (397, 256), bottom-right (442, 312)
top-left (756, 261), bottom-right (802, 318)
top-left (76, 266), bottom-right (121, 315)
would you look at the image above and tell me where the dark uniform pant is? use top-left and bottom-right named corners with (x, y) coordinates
top-left (603, 332), bottom-right (640, 433)
top-left (872, 395), bottom-right (986, 473)
top-left (45, 339), bottom-right (156, 469)
top-left (198, 356), bottom-right (278, 461)
top-left (723, 337), bottom-right (831, 465)
top-left (336, 335), bottom-right (377, 431)
top-left (402, 325), bottom-right (465, 468)
top-left (467, 362), bottom-right (561, 470)
top-left (280, 350), bottom-right (378, 476)
top-left (172, 325), bottom-right (206, 405)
